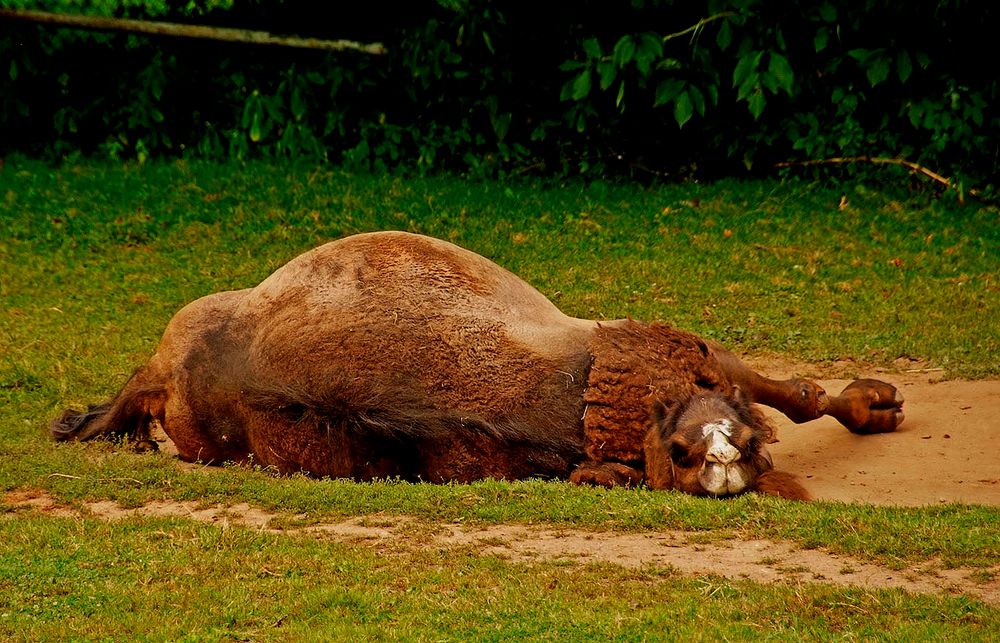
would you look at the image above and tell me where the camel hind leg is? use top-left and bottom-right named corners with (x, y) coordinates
top-left (707, 342), bottom-right (904, 434)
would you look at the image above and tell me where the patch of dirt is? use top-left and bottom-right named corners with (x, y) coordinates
top-left (5, 489), bottom-right (998, 606)
top-left (751, 366), bottom-right (1000, 506)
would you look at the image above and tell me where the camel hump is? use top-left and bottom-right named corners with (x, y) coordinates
top-left (243, 231), bottom-right (571, 322)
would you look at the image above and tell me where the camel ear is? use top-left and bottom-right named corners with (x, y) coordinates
top-left (731, 384), bottom-right (749, 407)
top-left (750, 470), bottom-right (811, 501)
top-left (649, 399), bottom-right (681, 436)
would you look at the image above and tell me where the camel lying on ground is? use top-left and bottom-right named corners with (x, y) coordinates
top-left (53, 231), bottom-right (905, 499)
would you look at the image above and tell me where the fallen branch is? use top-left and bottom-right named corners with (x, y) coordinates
top-left (776, 156), bottom-right (950, 187)
top-left (0, 8), bottom-right (387, 55)
top-left (775, 156), bottom-right (977, 203)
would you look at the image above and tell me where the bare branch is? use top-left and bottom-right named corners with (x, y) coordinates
top-left (0, 8), bottom-right (387, 55)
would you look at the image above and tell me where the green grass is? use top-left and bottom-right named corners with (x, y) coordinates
top-left (1, 159), bottom-right (999, 638)
top-left (1, 513), bottom-right (995, 641)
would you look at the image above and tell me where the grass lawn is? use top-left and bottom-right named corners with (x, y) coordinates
top-left (1, 159), bottom-right (998, 639)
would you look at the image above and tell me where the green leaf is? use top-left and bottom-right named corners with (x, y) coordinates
top-left (633, 33), bottom-right (662, 77)
top-left (866, 56), bottom-right (890, 86)
top-left (748, 90), bottom-right (766, 120)
top-left (491, 111), bottom-right (511, 141)
top-left (249, 110), bottom-right (262, 142)
top-left (819, 2), bottom-right (837, 21)
top-left (775, 28), bottom-right (786, 52)
top-left (559, 60), bottom-right (586, 71)
top-left (733, 50), bottom-right (762, 91)
top-left (582, 38), bottom-right (602, 60)
top-left (656, 58), bottom-right (684, 71)
top-left (706, 84), bottom-right (719, 106)
top-left (688, 85), bottom-right (705, 116)
top-left (768, 52), bottom-right (794, 96)
top-left (654, 78), bottom-right (684, 107)
top-left (559, 79), bottom-right (575, 102)
top-left (8, 59), bottom-right (16, 81)
top-left (814, 28), bottom-right (829, 53)
top-left (616, 81), bottom-right (625, 109)
top-left (638, 32), bottom-right (663, 59)
top-left (482, 31), bottom-right (494, 54)
top-left (291, 88), bottom-right (307, 120)
top-left (240, 96), bottom-right (256, 129)
top-left (598, 61), bottom-right (617, 90)
top-left (847, 48), bottom-right (873, 63)
top-left (897, 50), bottom-right (913, 83)
top-left (571, 70), bottom-right (592, 100)
top-left (761, 70), bottom-right (779, 94)
top-left (612, 36), bottom-right (636, 67)
top-left (716, 20), bottom-right (732, 50)
top-left (674, 91), bottom-right (693, 128)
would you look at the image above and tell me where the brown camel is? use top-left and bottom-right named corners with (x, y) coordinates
top-left (52, 231), bottom-right (904, 499)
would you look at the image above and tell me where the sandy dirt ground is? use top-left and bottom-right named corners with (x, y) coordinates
top-left (6, 489), bottom-right (999, 606)
top-left (757, 366), bottom-right (1000, 507)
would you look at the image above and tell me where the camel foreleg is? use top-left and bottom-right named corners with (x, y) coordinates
top-left (708, 343), bottom-right (904, 434)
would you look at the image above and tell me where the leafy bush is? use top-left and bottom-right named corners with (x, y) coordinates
top-left (0, 0), bottom-right (996, 193)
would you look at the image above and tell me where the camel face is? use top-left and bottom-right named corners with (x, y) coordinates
top-left (659, 392), bottom-right (774, 497)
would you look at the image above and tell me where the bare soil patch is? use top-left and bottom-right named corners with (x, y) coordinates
top-left (5, 489), bottom-right (998, 606)
top-left (750, 364), bottom-right (1000, 506)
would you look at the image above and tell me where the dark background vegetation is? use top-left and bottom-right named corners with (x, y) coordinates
top-left (0, 0), bottom-right (996, 196)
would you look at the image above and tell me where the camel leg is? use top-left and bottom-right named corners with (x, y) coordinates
top-left (707, 343), bottom-right (904, 434)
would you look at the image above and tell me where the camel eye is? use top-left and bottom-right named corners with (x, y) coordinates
top-left (670, 442), bottom-right (694, 467)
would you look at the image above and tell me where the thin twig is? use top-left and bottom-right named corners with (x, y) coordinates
top-left (776, 156), bottom-right (952, 188)
top-left (47, 473), bottom-right (83, 480)
top-left (662, 12), bottom-right (736, 43)
top-left (0, 8), bottom-right (387, 55)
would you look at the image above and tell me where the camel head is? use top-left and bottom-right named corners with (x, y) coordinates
top-left (650, 388), bottom-right (783, 498)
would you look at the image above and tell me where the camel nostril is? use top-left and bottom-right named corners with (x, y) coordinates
top-left (706, 447), bottom-right (741, 465)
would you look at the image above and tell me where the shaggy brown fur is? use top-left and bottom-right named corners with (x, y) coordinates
top-left (583, 320), bottom-right (730, 465)
top-left (51, 231), bottom-right (904, 500)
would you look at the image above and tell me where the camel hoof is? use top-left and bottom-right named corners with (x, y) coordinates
top-left (848, 407), bottom-right (905, 435)
top-left (840, 379), bottom-right (905, 434)
top-left (133, 439), bottom-right (160, 453)
top-left (570, 462), bottom-right (643, 489)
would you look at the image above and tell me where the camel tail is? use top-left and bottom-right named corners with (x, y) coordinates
top-left (51, 368), bottom-right (165, 443)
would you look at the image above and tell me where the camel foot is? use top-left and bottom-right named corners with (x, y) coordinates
top-left (569, 462), bottom-right (643, 489)
top-left (834, 379), bottom-right (905, 434)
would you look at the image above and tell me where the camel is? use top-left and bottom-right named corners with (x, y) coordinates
top-left (52, 231), bottom-right (905, 499)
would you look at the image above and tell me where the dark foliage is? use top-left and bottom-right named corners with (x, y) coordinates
top-left (0, 0), bottom-right (995, 193)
